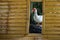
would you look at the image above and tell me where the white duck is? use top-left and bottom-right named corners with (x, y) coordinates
top-left (32, 8), bottom-right (43, 26)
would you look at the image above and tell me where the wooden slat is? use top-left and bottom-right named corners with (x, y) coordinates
top-left (45, 2), bottom-right (60, 5)
top-left (0, 6), bottom-right (8, 8)
top-left (8, 13), bottom-right (27, 16)
top-left (45, 0), bottom-right (59, 2)
top-left (0, 2), bottom-right (7, 4)
top-left (0, 34), bottom-right (24, 39)
top-left (10, 5), bottom-right (27, 8)
top-left (8, 27), bottom-right (26, 30)
top-left (8, 24), bottom-right (26, 26)
top-left (9, 2), bottom-right (27, 4)
top-left (43, 35), bottom-right (60, 39)
top-left (9, 12), bottom-right (27, 14)
top-left (44, 31), bottom-right (60, 34)
top-left (10, 9), bottom-right (27, 12)
top-left (8, 31), bottom-right (26, 34)
top-left (8, 0), bottom-right (26, 2)
top-left (31, 0), bottom-right (42, 2)
top-left (9, 16), bottom-right (27, 19)
top-left (9, 25), bottom-right (26, 27)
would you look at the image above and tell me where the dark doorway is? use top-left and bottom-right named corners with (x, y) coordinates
top-left (29, 2), bottom-right (43, 33)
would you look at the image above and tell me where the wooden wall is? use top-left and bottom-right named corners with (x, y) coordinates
top-left (0, 0), bottom-right (43, 40)
top-left (2, 0), bottom-right (60, 40)
top-left (43, 0), bottom-right (60, 40)
top-left (0, 0), bottom-right (29, 39)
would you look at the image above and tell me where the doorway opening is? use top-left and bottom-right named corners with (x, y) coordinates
top-left (29, 2), bottom-right (43, 34)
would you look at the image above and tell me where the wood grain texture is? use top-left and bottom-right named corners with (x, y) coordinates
top-left (0, 0), bottom-right (28, 39)
top-left (43, 0), bottom-right (60, 40)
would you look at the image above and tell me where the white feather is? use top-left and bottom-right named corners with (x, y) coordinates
top-left (33, 8), bottom-right (43, 23)
top-left (34, 15), bottom-right (43, 23)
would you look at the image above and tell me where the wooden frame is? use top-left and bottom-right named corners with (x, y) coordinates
top-left (27, 0), bottom-right (43, 37)
top-left (31, 0), bottom-right (42, 2)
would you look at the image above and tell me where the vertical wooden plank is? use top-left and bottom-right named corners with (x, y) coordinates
top-left (26, 0), bottom-right (30, 34)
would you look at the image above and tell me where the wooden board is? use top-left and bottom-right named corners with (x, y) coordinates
top-left (43, 0), bottom-right (60, 40)
top-left (0, 0), bottom-right (28, 39)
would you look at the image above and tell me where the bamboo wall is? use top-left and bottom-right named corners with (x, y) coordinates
top-left (43, 0), bottom-right (60, 40)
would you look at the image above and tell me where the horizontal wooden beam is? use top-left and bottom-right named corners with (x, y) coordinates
top-left (31, 0), bottom-right (42, 2)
